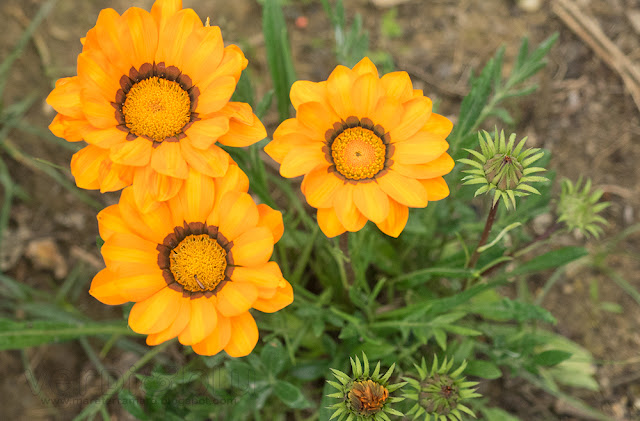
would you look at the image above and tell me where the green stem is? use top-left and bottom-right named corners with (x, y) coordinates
top-left (73, 340), bottom-right (173, 421)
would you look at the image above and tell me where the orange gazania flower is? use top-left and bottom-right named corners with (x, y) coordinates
top-left (90, 164), bottom-right (291, 357)
top-left (46, 0), bottom-right (265, 211)
top-left (264, 57), bottom-right (454, 237)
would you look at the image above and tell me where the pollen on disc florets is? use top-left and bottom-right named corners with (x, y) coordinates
top-left (331, 127), bottom-right (386, 180)
top-left (169, 234), bottom-right (227, 292)
top-left (122, 76), bottom-right (191, 142)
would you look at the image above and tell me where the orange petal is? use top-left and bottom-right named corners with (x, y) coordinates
top-left (191, 312), bottom-right (231, 356)
top-left (257, 204), bottom-right (284, 243)
top-left (317, 207), bottom-right (346, 238)
top-left (392, 133), bottom-right (449, 165)
top-left (216, 113), bottom-right (267, 147)
top-left (290, 80), bottom-right (329, 110)
top-left (301, 167), bottom-right (342, 208)
top-left (224, 312), bottom-right (259, 357)
top-left (132, 166), bottom-right (183, 212)
top-left (128, 286), bottom-right (181, 334)
top-left (216, 282), bottom-right (258, 317)
top-left (229, 227), bottom-right (274, 267)
top-left (388, 97), bottom-right (433, 142)
top-left (352, 73), bottom-right (384, 118)
top-left (111, 269), bottom-right (167, 302)
top-left (150, 0), bottom-right (183, 33)
top-left (421, 112), bottom-right (454, 138)
top-left (280, 143), bottom-right (326, 178)
top-left (377, 170), bottom-right (428, 208)
top-left (89, 268), bottom-right (129, 305)
top-left (70, 145), bottom-right (110, 190)
top-left (213, 164), bottom-right (249, 207)
top-left (380, 71), bottom-right (414, 102)
top-left (326, 65), bottom-right (356, 118)
top-left (196, 76), bottom-right (237, 115)
top-left (118, 187), bottom-right (172, 244)
top-left (94, 8), bottom-right (133, 76)
top-left (215, 102), bottom-right (254, 124)
top-left (391, 152), bottom-right (454, 179)
top-left (155, 8), bottom-right (202, 67)
top-left (264, 132), bottom-right (316, 164)
top-left (197, 45), bottom-right (247, 90)
top-left (333, 184), bottom-right (367, 231)
top-left (297, 101), bottom-right (339, 136)
top-left (97, 204), bottom-right (127, 242)
top-left (230, 262), bottom-right (283, 289)
top-left (181, 26), bottom-right (224, 86)
top-left (353, 182), bottom-right (390, 223)
top-left (375, 198), bottom-right (409, 237)
top-left (150, 141), bottom-right (189, 179)
top-left (184, 116), bottom-right (229, 150)
top-left (217, 191), bottom-right (259, 241)
top-left (99, 162), bottom-right (133, 193)
top-left (252, 281), bottom-right (293, 313)
top-left (109, 138), bottom-right (152, 166)
top-left (84, 126), bottom-right (128, 148)
top-left (419, 177), bottom-right (450, 201)
top-left (77, 52), bottom-right (120, 103)
top-left (122, 7), bottom-right (159, 66)
top-left (167, 168), bottom-right (216, 225)
top-left (81, 95), bottom-right (118, 129)
top-left (180, 140), bottom-right (229, 177)
top-left (46, 77), bottom-right (83, 118)
top-left (178, 296), bottom-right (218, 345)
top-left (49, 115), bottom-right (92, 142)
top-left (369, 96), bottom-right (403, 134)
top-left (146, 295), bottom-right (191, 345)
top-left (352, 57), bottom-right (379, 78)
top-left (101, 232), bottom-right (158, 270)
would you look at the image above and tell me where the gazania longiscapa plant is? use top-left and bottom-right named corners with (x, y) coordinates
top-left (265, 57), bottom-right (454, 238)
top-left (327, 353), bottom-right (406, 420)
top-left (46, 0), bottom-right (266, 211)
top-left (557, 177), bottom-right (610, 238)
top-left (403, 356), bottom-right (481, 421)
top-left (460, 128), bottom-right (548, 210)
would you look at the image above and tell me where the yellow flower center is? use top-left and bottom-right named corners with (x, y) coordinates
top-left (169, 234), bottom-right (227, 292)
top-left (122, 76), bottom-right (191, 142)
top-left (331, 127), bottom-right (386, 180)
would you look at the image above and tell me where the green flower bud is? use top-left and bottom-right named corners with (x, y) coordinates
top-left (327, 353), bottom-right (406, 420)
top-left (404, 356), bottom-right (481, 421)
top-left (557, 177), bottom-right (609, 238)
top-left (460, 128), bottom-right (548, 210)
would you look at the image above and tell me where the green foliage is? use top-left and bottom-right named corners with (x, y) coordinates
top-left (321, 0), bottom-right (369, 66)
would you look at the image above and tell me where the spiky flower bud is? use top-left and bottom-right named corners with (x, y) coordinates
top-left (557, 177), bottom-right (609, 238)
top-left (460, 128), bottom-right (548, 210)
top-left (403, 356), bottom-right (481, 421)
top-left (327, 353), bottom-right (406, 420)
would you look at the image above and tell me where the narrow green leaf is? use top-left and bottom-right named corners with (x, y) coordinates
top-left (512, 247), bottom-right (588, 275)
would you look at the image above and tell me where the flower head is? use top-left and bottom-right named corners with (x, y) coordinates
top-left (404, 356), bottom-right (480, 421)
top-left (46, 0), bottom-right (266, 211)
top-left (90, 164), bottom-right (292, 357)
top-left (557, 177), bottom-right (609, 238)
top-left (264, 57), bottom-right (454, 238)
top-left (327, 353), bottom-right (405, 420)
top-left (460, 129), bottom-right (547, 210)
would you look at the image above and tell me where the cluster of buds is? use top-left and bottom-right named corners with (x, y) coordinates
top-left (403, 356), bottom-right (480, 421)
top-left (327, 353), bottom-right (406, 420)
top-left (461, 128), bottom-right (548, 210)
top-left (557, 177), bottom-right (609, 238)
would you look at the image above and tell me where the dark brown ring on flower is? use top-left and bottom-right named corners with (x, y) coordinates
top-left (157, 221), bottom-right (234, 299)
top-left (111, 62), bottom-right (201, 148)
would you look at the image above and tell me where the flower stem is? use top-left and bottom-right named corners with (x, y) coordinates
top-left (467, 201), bottom-right (499, 269)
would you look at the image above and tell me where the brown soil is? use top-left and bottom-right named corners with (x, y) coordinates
top-left (0, 0), bottom-right (639, 420)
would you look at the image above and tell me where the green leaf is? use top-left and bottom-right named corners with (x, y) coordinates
top-left (512, 246), bottom-right (588, 275)
top-left (274, 380), bottom-right (311, 408)
top-left (261, 339), bottom-right (288, 376)
top-left (0, 319), bottom-right (137, 350)
top-left (118, 389), bottom-right (148, 420)
top-left (262, 0), bottom-right (297, 121)
top-left (469, 298), bottom-right (556, 324)
top-left (464, 360), bottom-right (502, 379)
top-left (482, 407), bottom-right (522, 421)
top-left (533, 350), bottom-right (573, 367)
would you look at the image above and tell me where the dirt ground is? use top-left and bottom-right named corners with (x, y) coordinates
top-left (0, 0), bottom-right (639, 419)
